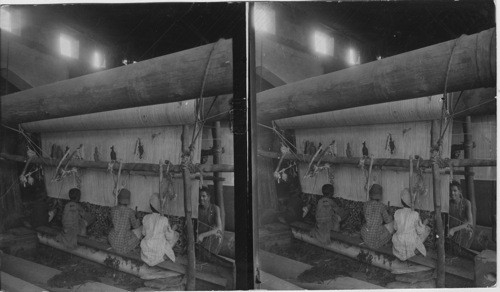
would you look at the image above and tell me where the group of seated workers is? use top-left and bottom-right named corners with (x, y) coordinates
top-left (311, 180), bottom-right (472, 261)
top-left (56, 186), bottom-right (223, 267)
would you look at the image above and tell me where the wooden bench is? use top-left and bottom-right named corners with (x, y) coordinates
top-left (290, 221), bottom-right (474, 281)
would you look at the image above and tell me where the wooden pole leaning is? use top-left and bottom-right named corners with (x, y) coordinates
top-left (212, 121), bottom-right (225, 232)
top-left (181, 125), bottom-right (196, 290)
top-left (431, 120), bottom-right (446, 288)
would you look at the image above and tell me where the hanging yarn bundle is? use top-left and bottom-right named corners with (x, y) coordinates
top-left (274, 143), bottom-right (291, 183)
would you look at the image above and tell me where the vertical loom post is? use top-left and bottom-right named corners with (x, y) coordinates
top-left (463, 116), bottom-right (476, 227)
top-left (212, 121), bottom-right (225, 232)
top-left (159, 161), bottom-right (164, 216)
top-left (409, 156), bottom-right (414, 210)
top-left (431, 120), bottom-right (445, 287)
top-left (182, 125), bottom-right (196, 290)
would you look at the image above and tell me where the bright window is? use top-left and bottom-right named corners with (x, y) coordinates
top-left (254, 5), bottom-right (276, 34)
top-left (314, 31), bottom-right (334, 56)
top-left (92, 51), bottom-right (106, 69)
top-left (347, 48), bottom-right (360, 65)
top-left (59, 34), bottom-right (79, 59)
top-left (0, 8), bottom-right (12, 32)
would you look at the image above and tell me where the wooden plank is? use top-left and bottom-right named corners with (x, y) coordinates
top-left (259, 250), bottom-right (383, 289)
top-left (1, 254), bottom-right (129, 292)
top-left (260, 271), bottom-right (303, 290)
top-left (258, 150), bottom-right (496, 168)
top-left (259, 249), bottom-right (311, 280)
top-left (290, 278), bottom-right (384, 290)
top-left (257, 28), bottom-right (495, 121)
top-left (0, 153), bottom-right (234, 173)
top-left (0, 253), bottom-right (60, 286)
top-left (2, 39), bottom-right (233, 125)
top-left (290, 221), bottom-right (474, 281)
top-left (1, 272), bottom-right (46, 292)
top-left (36, 225), bottom-right (227, 288)
top-left (255, 66), bottom-right (287, 87)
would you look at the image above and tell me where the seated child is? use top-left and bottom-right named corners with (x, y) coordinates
top-left (310, 184), bottom-right (346, 244)
top-left (108, 189), bottom-right (142, 254)
top-left (392, 188), bottom-right (430, 261)
top-left (361, 184), bottom-right (394, 249)
top-left (140, 193), bottom-right (179, 266)
top-left (57, 188), bottom-right (94, 249)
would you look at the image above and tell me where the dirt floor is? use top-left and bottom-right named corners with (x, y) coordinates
top-left (17, 244), bottom-right (144, 291)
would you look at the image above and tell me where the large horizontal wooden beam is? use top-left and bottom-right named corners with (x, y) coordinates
top-left (21, 95), bottom-right (232, 133)
top-left (2, 39), bottom-right (233, 125)
top-left (258, 150), bottom-right (496, 168)
top-left (257, 28), bottom-right (495, 121)
top-left (0, 153), bottom-right (234, 173)
top-left (275, 87), bottom-right (495, 129)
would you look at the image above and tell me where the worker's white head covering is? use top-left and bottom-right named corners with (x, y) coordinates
top-left (400, 188), bottom-right (413, 208)
top-left (149, 193), bottom-right (162, 213)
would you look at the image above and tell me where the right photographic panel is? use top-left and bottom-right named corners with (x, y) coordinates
top-left (251, 1), bottom-right (496, 289)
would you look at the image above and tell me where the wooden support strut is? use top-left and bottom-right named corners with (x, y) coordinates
top-left (257, 28), bottom-right (495, 121)
top-left (257, 150), bottom-right (496, 168)
top-left (431, 120), bottom-right (446, 288)
top-left (181, 125), bottom-right (196, 290)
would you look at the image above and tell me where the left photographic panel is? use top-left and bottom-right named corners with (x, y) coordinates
top-left (0, 3), bottom-right (244, 290)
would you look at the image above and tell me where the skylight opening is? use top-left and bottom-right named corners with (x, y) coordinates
top-left (347, 47), bottom-right (360, 65)
top-left (92, 51), bottom-right (106, 69)
top-left (313, 31), bottom-right (334, 56)
top-left (59, 34), bottom-right (79, 59)
top-left (254, 5), bottom-right (276, 34)
top-left (0, 8), bottom-right (12, 32)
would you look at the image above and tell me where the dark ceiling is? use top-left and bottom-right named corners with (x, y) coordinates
top-left (287, 0), bottom-right (495, 60)
top-left (12, 1), bottom-right (496, 67)
top-left (35, 3), bottom-right (244, 67)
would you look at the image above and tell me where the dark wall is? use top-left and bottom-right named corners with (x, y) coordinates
top-left (206, 185), bottom-right (235, 232)
top-left (460, 179), bottom-right (496, 227)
